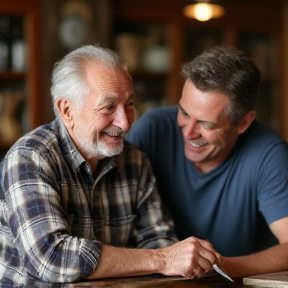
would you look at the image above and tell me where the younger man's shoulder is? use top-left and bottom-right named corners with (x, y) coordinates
top-left (139, 105), bottom-right (178, 121)
top-left (133, 106), bottom-right (178, 131)
top-left (248, 120), bottom-right (286, 143)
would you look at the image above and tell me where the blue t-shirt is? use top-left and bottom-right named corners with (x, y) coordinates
top-left (126, 106), bottom-right (288, 257)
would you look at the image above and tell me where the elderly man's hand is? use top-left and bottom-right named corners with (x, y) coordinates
top-left (159, 236), bottom-right (220, 279)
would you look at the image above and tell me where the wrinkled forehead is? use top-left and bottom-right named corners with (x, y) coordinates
top-left (85, 61), bottom-right (131, 84)
top-left (83, 64), bottom-right (134, 107)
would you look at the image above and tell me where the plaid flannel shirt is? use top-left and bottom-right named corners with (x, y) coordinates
top-left (0, 119), bottom-right (177, 285)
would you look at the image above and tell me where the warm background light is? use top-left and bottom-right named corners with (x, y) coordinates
top-left (183, 2), bottom-right (225, 21)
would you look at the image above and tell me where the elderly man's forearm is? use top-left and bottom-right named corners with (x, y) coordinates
top-left (85, 245), bottom-right (162, 279)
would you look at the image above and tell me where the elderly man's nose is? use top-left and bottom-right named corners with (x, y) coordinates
top-left (114, 107), bottom-right (130, 131)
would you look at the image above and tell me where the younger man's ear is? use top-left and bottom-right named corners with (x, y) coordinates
top-left (237, 110), bottom-right (256, 134)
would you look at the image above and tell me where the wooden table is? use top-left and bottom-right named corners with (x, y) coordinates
top-left (23, 271), bottom-right (288, 288)
top-left (54, 275), bottom-right (249, 288)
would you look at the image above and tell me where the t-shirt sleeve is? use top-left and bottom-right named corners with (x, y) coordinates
top-left (256, 140), bottom-right (288, 224)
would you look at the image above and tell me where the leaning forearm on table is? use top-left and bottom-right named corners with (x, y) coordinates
top-left (86, 237), bottom-right (219, 280)
top-left (85, 244), bottom-right (164, 279)
top-left (220, 242), bottom-right (288, 278)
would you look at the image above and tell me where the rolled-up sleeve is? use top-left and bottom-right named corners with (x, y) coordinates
top-left (1, 146), bottom-right (102, 282)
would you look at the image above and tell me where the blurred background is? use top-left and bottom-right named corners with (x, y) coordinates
top-left (0, 0), bottom-right (287, 157)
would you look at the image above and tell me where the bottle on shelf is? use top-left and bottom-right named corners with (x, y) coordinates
top-left (10, 17), bottom-right (26, 72)
top-left (0, 15), bottom-right (10, 71)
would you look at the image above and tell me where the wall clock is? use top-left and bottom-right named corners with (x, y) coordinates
top-left (58, 0), bottom-right (92, 49)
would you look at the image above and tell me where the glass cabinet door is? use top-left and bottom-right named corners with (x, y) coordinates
top-left (184, 27), bottom-right (223, 61)
top-left (238, 32), bottom-right (278, 130)
top-left (113, 21), bottom-right (171, 119)
top-left (0, 0), bottom-right (41, 159)
top-left (0, 15), bottom-right (29, 144)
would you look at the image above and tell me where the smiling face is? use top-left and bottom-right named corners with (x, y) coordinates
top-left (177, 80), bottom-right (253, 173)
top-left (58, 62), bottom-right (135, 168)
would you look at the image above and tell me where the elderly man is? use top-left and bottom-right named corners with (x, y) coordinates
top-left (0, 44), bottom-right (218, 286)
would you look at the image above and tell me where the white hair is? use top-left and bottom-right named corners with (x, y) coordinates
top-left (50, 44), bottom-right (127, 117)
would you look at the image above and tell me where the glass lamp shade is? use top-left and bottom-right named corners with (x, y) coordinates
top-left (183, 2), bottom-right (225, 21)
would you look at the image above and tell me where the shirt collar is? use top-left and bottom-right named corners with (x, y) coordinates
top-left (55, 118), bottom-right (116, 174)
top-left (56, 118), bottom-right (87, 172)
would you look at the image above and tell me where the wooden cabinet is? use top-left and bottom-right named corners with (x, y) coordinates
top-left (113, 21), bottom-right (173, 117)
top-left (112, 0), bottom-right (184, 119)
top-left (112, 0), bottom-right (285, 134)
top-left (0, 0), bottom-right (41, 156)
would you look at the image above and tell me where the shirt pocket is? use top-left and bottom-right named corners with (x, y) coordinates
top-left (67, 214), bottom-right (96, 240)
top-left (95, 214), bottom-right (137, 246)
top-left (67, 213), bottom-right (137, 246)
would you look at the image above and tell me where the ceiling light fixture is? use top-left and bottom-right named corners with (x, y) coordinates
top-left (183, 0), bottom-right (225, 22)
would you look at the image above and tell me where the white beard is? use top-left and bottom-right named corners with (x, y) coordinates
top-left (96, 138), bottom-right (124, 157)
top-left (78, 134), bottom-right (124, 158)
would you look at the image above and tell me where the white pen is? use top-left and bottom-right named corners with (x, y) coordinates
top-left (213, 264), bottom-right (234, 282)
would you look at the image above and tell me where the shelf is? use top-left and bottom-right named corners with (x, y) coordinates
top-left (113, 0), bottom-right (284, 133)
top-left (113, 19), bottom-right (173, 118)
top-left (0, 71), bottom-right (26, 79)
top-left (0, 0), bottom-right (41, 152)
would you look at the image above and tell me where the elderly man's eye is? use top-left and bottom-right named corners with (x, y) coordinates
top-left (106, 105), bottom-right (115, 111)
top-left (126, 101), bottom-right (134, 108)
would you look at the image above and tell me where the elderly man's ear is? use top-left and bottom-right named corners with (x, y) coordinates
top-left (57, 99), bottom-right (74, 129)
